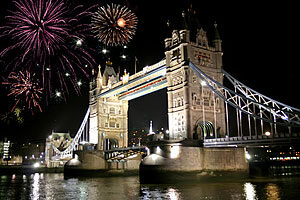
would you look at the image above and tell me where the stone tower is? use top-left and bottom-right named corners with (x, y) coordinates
top-left (89, 67), bottom-right (99, 145)
top-left (165, 25), bottom-right (226, 140)
top-left (89, 61), bottom-right (128, 150)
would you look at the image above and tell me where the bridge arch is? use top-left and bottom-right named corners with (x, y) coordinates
top-left (195, 121), bottom-right (216, 139)
top-left (104, 138), bottom-right (119, 150)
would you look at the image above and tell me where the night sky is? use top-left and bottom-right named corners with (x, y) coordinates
top-left (0, 0), bottom-right (299, 142)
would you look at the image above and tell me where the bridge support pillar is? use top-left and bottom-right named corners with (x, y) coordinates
top-left (140, 140), bottom-right (249, 183)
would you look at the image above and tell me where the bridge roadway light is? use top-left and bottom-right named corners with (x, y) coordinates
top-left (265, 131), bottom-right (271, 136)
top-left (33, 162), bottom-right (40, 168)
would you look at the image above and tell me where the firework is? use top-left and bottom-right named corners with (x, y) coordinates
top-left (2, 71), bottom-right (43, 114)
top-left (92, 4), bottom-right (138, 46)
top-left (0, 0), bottom-right (96, 99)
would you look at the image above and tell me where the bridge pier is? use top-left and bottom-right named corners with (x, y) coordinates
top-left (139, 140), bottom-right (249, 183)
top-left (64, 149), bottom-right (143, 177)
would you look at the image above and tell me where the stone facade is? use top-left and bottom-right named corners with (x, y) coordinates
top-left (165, 28), bottom-right (226, 140)
top-left (89, 62), bottom-right (128, 150)
top-left (143, 144), bottom-right (248, 172)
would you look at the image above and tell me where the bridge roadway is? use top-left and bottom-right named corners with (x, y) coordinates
top-left (204, 132), bottom-right (300, 147)
top-left (103, 133), bottom-right (300, 161)
top-left (98, 59), bottom-right (167, 100)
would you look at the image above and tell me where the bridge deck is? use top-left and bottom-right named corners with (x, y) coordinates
top-left (204, 133), bottom-right (300, 147)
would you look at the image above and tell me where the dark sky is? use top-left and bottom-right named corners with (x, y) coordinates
top-left (0, 0), bottom-right (299, 142)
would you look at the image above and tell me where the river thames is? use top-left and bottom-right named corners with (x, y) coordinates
top-left (0, 173), bottom-right (299, 199)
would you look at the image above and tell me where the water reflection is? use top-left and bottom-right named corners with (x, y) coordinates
top-left (167, 188), bottom-right (180, 200)
top-left (244, 182), bottom-right (257, 200)
top-left (31, 173), bottom-right (40, 200)
top-left (140, 186), bottom-right (181, 199)
top-left (266, 183), bottom-right (280, 200)
top-left (0, 174), bottom-right (299, 199)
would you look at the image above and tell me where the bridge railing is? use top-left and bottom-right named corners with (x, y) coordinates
top-left (104, 146), bottom-right (146, 161)
top-left (204, 132), bottom-right (300, 147)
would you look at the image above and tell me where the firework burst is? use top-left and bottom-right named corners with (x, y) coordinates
top-left (92, 4), bottom-right (138, 46)
top-left (2, 71), bottom-right (43, 114)
top-left (0, 0), bottom-right (96, 99)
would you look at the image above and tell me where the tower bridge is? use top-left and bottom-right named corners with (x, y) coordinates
top-left (49, 26), bottom-right (300, 176)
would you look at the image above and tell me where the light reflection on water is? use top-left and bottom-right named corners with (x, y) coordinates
top-left (244, 182), bottom-right (257, 200)
top-left (0, 173), bottom-right (299, 199)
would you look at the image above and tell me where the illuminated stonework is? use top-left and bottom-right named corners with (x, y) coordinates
top-left (89, 63), bottom-right (128, 150)
top-left (165, 28), bottom-right (226, 139)
top-left (89, 26), bottom-right (226, 145)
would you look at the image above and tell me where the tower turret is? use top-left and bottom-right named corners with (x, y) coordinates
top-left (102, 60), bottom-right (117, 87)
top-left (213, 22), bottom-right (222, 52)
top-left (89, 66), bottom-right (99, 145)
top-left (96, 64), bottom-right (102, 94)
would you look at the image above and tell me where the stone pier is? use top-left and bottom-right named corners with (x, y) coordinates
top-left (64, 150), bottom-right (141, 177)
top-left (140, 140), bottom-right (249, 183)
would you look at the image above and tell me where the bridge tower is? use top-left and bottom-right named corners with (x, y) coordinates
top-left (165, 25), bottom-right (226, 140)
top-left (89, 61), bottom-right (128, 150)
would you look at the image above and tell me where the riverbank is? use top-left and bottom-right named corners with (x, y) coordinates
top-left (0, 165), bottom-right (63, 174)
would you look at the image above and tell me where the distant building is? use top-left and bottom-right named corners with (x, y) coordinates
top-left (20, 141), bottom-right (45, 165)
top-left (45, 131), bottom-right (73, 167)
top-left (0, 141), bottom-right (3, 159)
top-left (0, 138), bottom-right (23, 165)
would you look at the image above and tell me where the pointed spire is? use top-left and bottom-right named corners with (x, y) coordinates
top-left (97, 64), bottom-right (102, 79)
top-left (213, 22), bottom-right (222, 52)
top-left (96, 64), bottom-right (103, 90)
top-left (148, 121), bottom-right (154, 135)
top-left (214, 22), bottom-right (221, 40)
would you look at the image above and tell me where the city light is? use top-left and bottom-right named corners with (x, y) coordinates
top-left (33, 162), bottom-right (40, 168)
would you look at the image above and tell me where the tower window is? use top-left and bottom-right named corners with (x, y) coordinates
top-left (109, 121), bottom-right (116, 128)
top-left (109, 107), bottom-right (115, 114)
